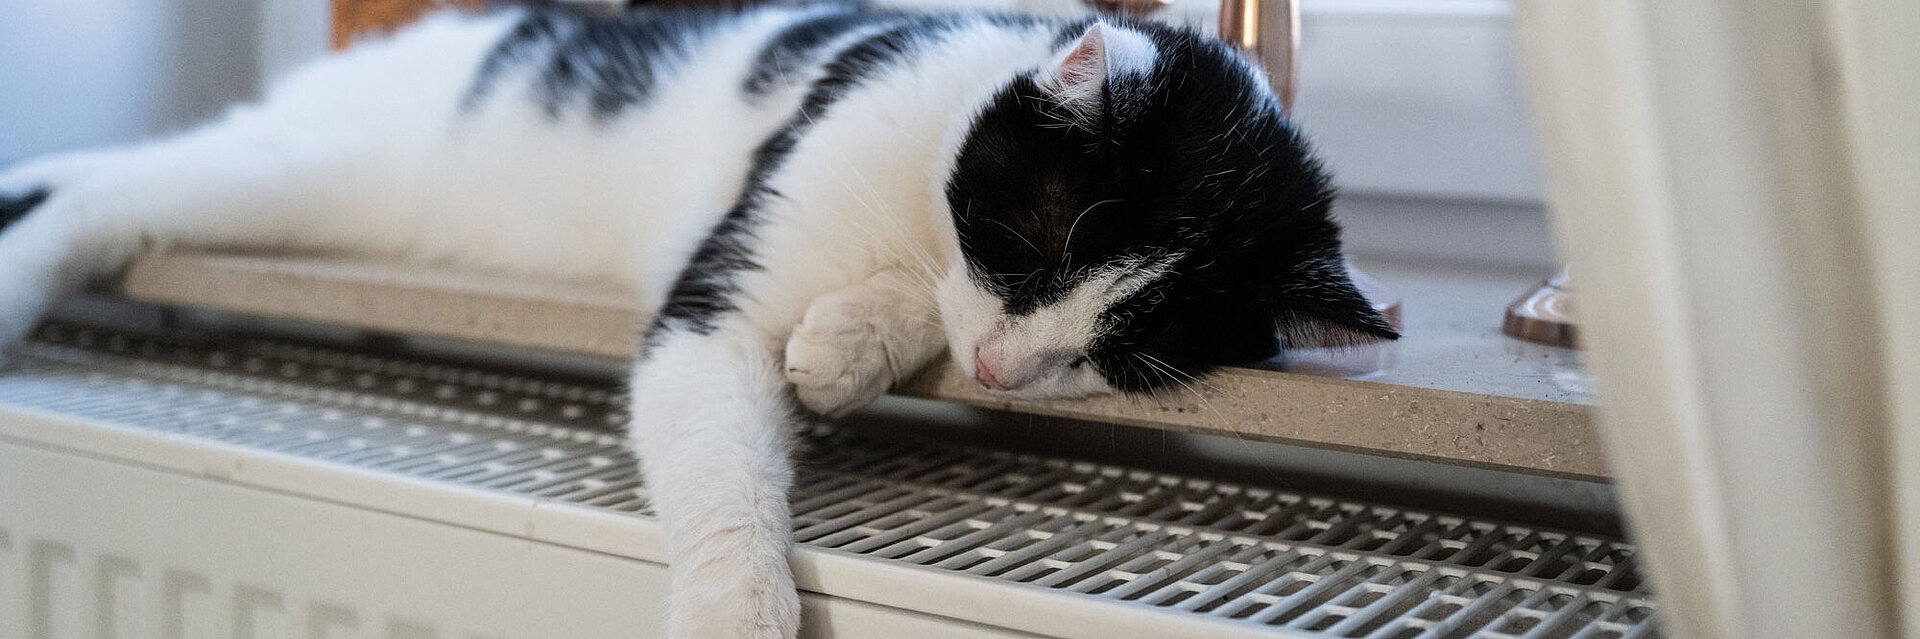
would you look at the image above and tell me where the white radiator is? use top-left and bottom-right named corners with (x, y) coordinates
top-left (0, 323), bottom-right (1658, 638)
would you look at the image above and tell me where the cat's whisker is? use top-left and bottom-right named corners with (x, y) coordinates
top-left (795, 115), bottom-right (942, 295)
top-left (840, 182), bottom-right (945, 289)
top-left (1059, 198), bottom-right (1122, 268)
top-left (821, 151), bottom-right (948, 297)
top-left (1132, 353), bottom-right (1276, 478)
top-left (983, 218), bottom-right (1044, 256)
top-left (810, 172), bottom-right (944, 303)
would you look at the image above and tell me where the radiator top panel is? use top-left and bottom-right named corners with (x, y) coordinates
top-left (0, 322), bottom-right (1659, 639)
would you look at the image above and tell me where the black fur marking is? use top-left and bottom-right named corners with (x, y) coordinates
top-left (741, 10), bottom-right (896, 98)
top-left (0, 188), bottom-right (49, 233)
top-left (644, 15), bottom-right (967, 355)
top-left (946, 20), bottom-right (1396, 392)
top-left (465, 8), bottom-right (725, 121)
top-left (465, 11), bottom-right (567, 110)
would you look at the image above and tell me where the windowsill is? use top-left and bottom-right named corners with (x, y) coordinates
top-left (108, 249), bottom-right (1604, 481)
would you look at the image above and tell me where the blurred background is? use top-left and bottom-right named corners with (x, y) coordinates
top-left (0, 0), bottom-right (325, 161)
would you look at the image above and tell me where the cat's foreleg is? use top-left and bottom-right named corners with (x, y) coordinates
top-left (0, 12), bottom-right (500, 349)
top-left (0, 147), bottom-right (153, 344)
top-left (783, 268), bottom-right (947, 417)
top-left (0, 103), bottom-right (400, 347)
top-left (630, 326), bottom-right (803, 639)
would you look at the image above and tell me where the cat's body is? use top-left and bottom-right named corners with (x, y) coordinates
top-left (0, 5), bottom-right (1394, 637)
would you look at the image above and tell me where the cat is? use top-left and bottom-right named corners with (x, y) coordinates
top-left (0, 4), bottom-right (1396, 637)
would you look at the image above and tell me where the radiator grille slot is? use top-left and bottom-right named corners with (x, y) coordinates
top-left (0, 322), bottom-right (1660, 639)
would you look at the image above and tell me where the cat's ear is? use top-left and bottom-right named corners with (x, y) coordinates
top-left (1274, 259), bottom-right (1400, 348)
top-left (1047, 22), bottom-right (1111, 120)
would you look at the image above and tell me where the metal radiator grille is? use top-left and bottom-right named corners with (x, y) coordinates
top-left (0, 322), bottom-right (1659, 639)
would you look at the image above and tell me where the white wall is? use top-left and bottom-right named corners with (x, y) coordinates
top-left (0, 0), bottom-right (327, 162)
top-left (1138, 0), bottom-right (1548, 203)
top-left (1293, 0), bottom-right (1544, 202)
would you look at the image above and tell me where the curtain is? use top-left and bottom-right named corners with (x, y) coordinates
top-left (1511, 0), bottom-right (1919, 636)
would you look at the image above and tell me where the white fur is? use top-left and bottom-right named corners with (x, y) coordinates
top-left (786, 269), bottom-right (945, 416)
top-left (939, 252), bottom-right (1180, 399)
top-left (1047, 23), bottom-right (1110, 121)
top-left (1041, 22), bottom-right (1157, 127)
top-left (0, 9), bottom-right (1169, 638)
top-left (1098, 22), bottom-right (1159, 78)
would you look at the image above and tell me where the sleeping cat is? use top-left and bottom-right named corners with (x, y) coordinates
top-left (0, 4), bottom-right (1395, 637)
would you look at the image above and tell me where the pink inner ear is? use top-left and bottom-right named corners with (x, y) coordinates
top-left (1053, 23), bottom-right (1108, 102)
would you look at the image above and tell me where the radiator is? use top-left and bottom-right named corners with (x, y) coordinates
top-left (0, 322), bottom-right (1659, 638)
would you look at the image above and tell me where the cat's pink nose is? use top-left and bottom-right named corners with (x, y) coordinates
top-left (974, 348), bottom-right (1016, 391)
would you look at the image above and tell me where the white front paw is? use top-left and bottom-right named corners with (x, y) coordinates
top-left (784, 303), bottom-right (892, 418)
top-left (666, 540), bottom-right (801, 639)
top-left (669, 579), bottom-right (801, 639)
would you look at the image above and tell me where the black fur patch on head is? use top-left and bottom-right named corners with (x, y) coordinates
top-left (644, 14), bottom-right (970, 356)
top-left (465, 8), bottom-right (726, 121)
top-left (946, 21), bottom-right (1396, 392)
top-left (0, 188), bottom-right (49, 233)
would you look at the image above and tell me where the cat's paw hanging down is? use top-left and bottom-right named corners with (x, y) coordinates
top-left (785, 269), bottom-right (946, 417)
top-left (630, 328), bottom-right (805, 639)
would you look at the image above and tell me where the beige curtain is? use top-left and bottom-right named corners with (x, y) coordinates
top-left (1511, 0), bottom-right (1919, 637)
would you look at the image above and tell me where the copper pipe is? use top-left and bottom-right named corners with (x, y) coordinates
top-left (1218, 0), bottom-right (1300, 112)
top-left (1083, 0), bottom-right (1299, 112)
top-left (1503, 269), bottom-right (1580, 348)
top-left (1087, 0), bottom-right (1174, 16)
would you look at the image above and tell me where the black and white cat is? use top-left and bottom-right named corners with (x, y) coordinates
top-left (0, 4), bottom-right (1395, 637)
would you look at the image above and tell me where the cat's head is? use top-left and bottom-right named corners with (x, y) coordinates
top-left (938, 19), bottom-right (1397, 399)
